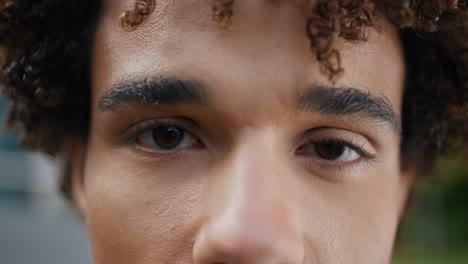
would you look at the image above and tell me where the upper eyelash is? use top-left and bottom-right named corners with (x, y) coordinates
top-left (124, 120), bottom-right (376, 162)
top-left (124, 119), bottom-right (187, 144)
top-left (309, 139), bottom-right (375, 160)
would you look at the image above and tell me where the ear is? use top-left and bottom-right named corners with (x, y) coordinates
top-left (65, 138), bottom-right (88, 220)
top-left (398, 159), bottom-right (415, 220)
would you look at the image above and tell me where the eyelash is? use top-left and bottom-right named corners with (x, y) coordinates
top-left (124, 118), bottom-right (198, 146)
top-left (123, 119), bottom-right (377, 168)
top-left (296, 137), bottom-right (377, 174)
top-left (310, 138), bottom-right (374, 160)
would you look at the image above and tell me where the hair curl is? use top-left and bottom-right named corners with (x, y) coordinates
top-left (0, 0), bottom-right (467, 198)
top-left (120, 0), bottom-right (156, 31)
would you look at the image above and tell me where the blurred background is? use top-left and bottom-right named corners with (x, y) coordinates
top-left (0, 95), bottom-right (467, 264)
top-left (0, 96), bottom-right (91, 264)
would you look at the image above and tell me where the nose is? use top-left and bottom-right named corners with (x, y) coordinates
top-left (192, 138), bottom-right (304, 264)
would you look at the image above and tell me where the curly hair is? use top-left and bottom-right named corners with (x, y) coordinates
top-left (0, 0), bottom-right (467, 197)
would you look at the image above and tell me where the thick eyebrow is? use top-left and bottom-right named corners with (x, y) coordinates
top-left (299, 87), bottom-right (401, 132)
top-left (98, 76), bottom-right (205, 112)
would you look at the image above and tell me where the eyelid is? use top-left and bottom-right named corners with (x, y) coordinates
top-left (121, 117), bottom-right (199, 145)
top-left (297, 139), bottom-right (371, 165)
top-left (312, 138), bottom-right (374, 160)
top-left (298, 128), bottom-right (377, 156)
top-left (297, 138), bottom-right (378, 180)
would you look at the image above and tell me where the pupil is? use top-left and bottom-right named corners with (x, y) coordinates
top-left (315, 141), bottom-right (345, 160)
top-left (152, 126), bottom-right (184, 149)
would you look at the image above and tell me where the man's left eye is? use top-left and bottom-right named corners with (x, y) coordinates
top-left (137, 126), bottom-right (198, 150)
top-left (297, 140), bottom-right (362, 163)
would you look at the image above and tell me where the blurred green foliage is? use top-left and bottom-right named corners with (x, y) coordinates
top-left (393, 157), bottom-right (468, 263)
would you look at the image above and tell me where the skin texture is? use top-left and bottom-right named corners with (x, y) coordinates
top-left (72, 0), bottom-right (413, 263)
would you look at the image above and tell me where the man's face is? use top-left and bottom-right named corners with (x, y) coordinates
top-left (74, 0), bottom-right (411, 263)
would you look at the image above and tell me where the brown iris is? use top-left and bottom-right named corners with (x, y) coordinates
top-left (151, 126), bottom-right (185, 150)
top-left (314, 141), bottom-right (346, 160)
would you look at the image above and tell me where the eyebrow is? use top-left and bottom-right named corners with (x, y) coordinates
top-left (299, 87), bottom-right (401, 132)
top-left (98, 76), bottom-right (205, 111)
top-left (99, 76), bottom-right (400, 133)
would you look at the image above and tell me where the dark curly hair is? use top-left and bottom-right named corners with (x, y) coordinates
top-left (0, 0), bottom-right (467, 198)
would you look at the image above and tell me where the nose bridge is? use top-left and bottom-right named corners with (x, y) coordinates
top-left (192, 131), bottom-right (304, 264)
top-left (221, 135), bottom-right (286, 229)
top-left (233, 135), bottom-right (288, 216)
top-left (218, 130), bottom-right (289, 222)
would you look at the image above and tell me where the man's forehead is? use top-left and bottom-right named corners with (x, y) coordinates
top-left (92, 0), bottom-right (317, 80)
top-left (95, 0), bottom-right (393, 59)
top-left (99, 0), bottom-right (312, 30)
top-left (92, 0), bottom-right (405, 121)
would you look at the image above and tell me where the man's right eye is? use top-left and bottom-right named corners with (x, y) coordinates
top-left (138, 126), bottom-right (188, 150)
top-left (131, 120), bottom-right (204, 151)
